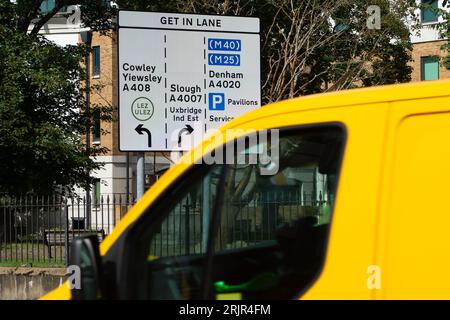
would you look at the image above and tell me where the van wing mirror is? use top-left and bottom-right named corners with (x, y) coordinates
top-left (69, 235), bottom-right (103, 300)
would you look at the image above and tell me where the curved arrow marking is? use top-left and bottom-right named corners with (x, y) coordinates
top-left (178, 124), bottom-right (194, 147)
top-left (135, 124), bottom-right (152, 148)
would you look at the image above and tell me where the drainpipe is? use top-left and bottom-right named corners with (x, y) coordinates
top-left (81, 30), bottom-right (92, 229)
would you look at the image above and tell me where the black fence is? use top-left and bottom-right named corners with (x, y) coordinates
top-left (0, 195), bottom-right (135, 266)
top-left (149, 189), bottom-right (330, 258)
top-left (0, 190), bottom-right (330, 267)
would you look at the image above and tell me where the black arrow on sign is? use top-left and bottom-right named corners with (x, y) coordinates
top-left (178, 124), bottom-right (194, 147)
top-left (135, 124), bottom-right (152, 148)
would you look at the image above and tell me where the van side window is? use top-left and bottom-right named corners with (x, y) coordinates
top-left (211, 127), bottom-right (344, 299)
top-left (130, 125), bottom-right (345, 299)
top-left (214, 164), bottom-right (334, 251)
top-left (148, 166), bottom-right (220, 258)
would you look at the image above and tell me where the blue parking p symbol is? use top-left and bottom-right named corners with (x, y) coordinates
top-left (209, 93), bottom-right (225, 111)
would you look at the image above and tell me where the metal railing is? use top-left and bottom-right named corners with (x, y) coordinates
top-left (149, 189), bottom-right (330, 258)
top-left (0, 195), bottom-right (135, 266)
top-left (0, 190), bottom-right (329, 266)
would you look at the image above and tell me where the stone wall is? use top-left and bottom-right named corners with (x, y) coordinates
top-left (0, 267), bottom-right (67, 300)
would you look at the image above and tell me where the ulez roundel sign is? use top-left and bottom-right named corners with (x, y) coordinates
top-left (118, 10), bottom-right (261, 152)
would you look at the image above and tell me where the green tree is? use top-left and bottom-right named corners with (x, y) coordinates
top-left (0, 0), bottom-right (112, 194)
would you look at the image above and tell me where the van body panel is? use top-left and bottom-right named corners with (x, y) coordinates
top-left (377, 97), bottom-right (450, 299)
top-left (40, 281), bottom-right (71, 300)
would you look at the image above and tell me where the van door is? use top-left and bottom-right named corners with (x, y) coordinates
top-left (120, 124), bottom-right (346, 299)
top-left (379, 97), bottom-right (450, 299)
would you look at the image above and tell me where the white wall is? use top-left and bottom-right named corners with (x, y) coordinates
top-left (73, 155), bottom-right (172, 197)
top-left (30, 5), bottom-right (88, 47)
top-left (44, 32), bottom-right (79, 46)
top-left (410, 0), bottom-right (449, 43)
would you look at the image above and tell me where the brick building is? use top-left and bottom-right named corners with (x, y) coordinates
top-left (410, 0), bottom-right (450, 82)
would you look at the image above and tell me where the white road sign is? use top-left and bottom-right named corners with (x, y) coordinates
top-left (118, 11), bottom-right (261, 151)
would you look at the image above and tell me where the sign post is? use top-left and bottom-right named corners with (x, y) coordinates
top-left (136, 152), bottom-right (145, 199)
top-left (117, 11), bottom-right (261, 198)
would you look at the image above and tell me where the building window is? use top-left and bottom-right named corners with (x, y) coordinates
top-left (93, 179), bottom-right (101, 206)
top-left (421, 0), bottom-right (438, 23)
top-left (333, 23), bottom-right (349, 33)
top-left (421, 56), bottom-right (439, 81)
top-left (39, 1), bottom-right (69, 14)
top-left (39, 0), bottom-right (55, 14)
top-left (92, 46), bottom-right (100, 77)
top-left (93, 110), bottom-right (101, 144)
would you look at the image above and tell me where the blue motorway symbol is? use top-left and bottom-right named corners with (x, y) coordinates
top-left (208, 53), bottom-right (240, 66)
top-left (209, 93), bottom-right (225, 111)
top-left (208, 38), bottom-right (241, 52)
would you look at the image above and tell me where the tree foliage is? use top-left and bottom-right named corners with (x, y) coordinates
top-left (0, 0), bottom-right (112, 194)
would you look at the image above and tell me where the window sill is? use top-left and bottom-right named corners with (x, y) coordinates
top-left (92, 75), bottom-right (100, 79)
top-left (93, 140), bottom-right (101, 145)
top-left (421, 21), bottom-right (439, 26)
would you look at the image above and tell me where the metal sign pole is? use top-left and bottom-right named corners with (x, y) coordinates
top-left (126, 152), bottom-right (130, 203)
top-left (137, 152), bottom-right (145, 199)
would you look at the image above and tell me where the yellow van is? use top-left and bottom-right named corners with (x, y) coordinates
top-left (42, 80), bottom-right (450, 300)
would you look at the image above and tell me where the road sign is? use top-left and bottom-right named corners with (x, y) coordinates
top-left (118, 11), bottom-right (261, 151)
